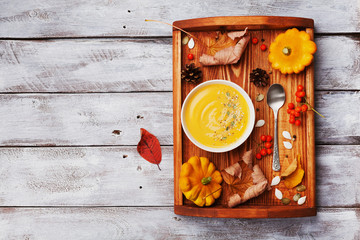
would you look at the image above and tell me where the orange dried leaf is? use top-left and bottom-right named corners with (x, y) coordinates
top-left (281, 158), bottom-right (297, 177)
top-left (283, 155), bottom-right (304, 189)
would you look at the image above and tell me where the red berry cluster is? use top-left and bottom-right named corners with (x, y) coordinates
top-left (256, 135), bottom-right (273, 160)
top-left (286, 85), bottom-right (309, 126)
top-left (252, 37), bottom-right (267, 51)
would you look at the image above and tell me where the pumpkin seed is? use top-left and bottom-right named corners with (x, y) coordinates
top-left (226, 91), bottom-right (230, 97)
top-left (182, 36), bottom-right (189, 45)
top-left (283, 141), bottom-right (293, 149)
top-left (298, 196), bottom-right (307, 205)
top-left (256, 93), bottom-right (264, 102)
top-left (271, 176), bottom-right (280, 186)
top-left (255, 119), bottom-right (265, 127)
top-left (188, 38), bottom-right (195, 49)
top-left (296, 185), bottom-right (306, 192)
top-left (282, 131), bottom-right (292, 140)
top-left (281, 198), bottom-right (291, 205)
top-left (293, 193), bottom-right (301, 202)
top-left (275, 188), bottom-right (283, 200)
top-left (226, 111), bottom-right (230, 116)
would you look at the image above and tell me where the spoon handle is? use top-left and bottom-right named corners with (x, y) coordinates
top-left (272, 110), bottom-right (280, 171)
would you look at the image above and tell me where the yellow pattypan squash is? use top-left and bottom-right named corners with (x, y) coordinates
top-left (268, 28), bottom-right (317, 74)
top-left (179, 156), bottom-right (222, 207)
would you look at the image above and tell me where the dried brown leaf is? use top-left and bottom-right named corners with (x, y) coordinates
top-left (200, 29), bottom-right (250, 66)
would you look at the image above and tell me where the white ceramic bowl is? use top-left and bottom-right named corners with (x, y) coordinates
top-left (181, 80), bottom-right (255, 153)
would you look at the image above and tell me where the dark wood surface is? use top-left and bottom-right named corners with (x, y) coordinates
top-left (173, 17), bottom-right (316, 218)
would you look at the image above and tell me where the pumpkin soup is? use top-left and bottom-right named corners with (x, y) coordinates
top-left (184, 84), bottom-right (250, 148)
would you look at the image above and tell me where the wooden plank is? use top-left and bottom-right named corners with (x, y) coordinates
top-left (0, 207), bottom-right (359, 239)
top-left (0, 91), bottom-right (358, 146)
top-left (0, 147), bottom-right (173, 206)
top-left (0, 93), bottom-right (173, 146)
top-left (174, 16), bottom-right (314, 31)
top-left (0, 36), bottom-right (359, 93)
top-left (0, 0), bottom-right (359, 38)
top-left (306, 28), bottom-right (316, 208)
top-left (172, 30), bottom-right (183, 205)
top-left (0, 39), bottom-right (172, 92)
top-left (0, 145), bottom-right (358, 207)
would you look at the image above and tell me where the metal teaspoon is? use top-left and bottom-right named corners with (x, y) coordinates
top-left (266, 84), bottom-right (285, 171)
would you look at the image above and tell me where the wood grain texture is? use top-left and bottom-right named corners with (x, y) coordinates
top-left (0, 0), bottom-right (359, 38)
top-left (0, 207), bottom-right (359, 239)
top-left (0, 93), bottom-right (173, 146)
top-left (0, 145), bottom-right (358, 207)
top-left (0, 91), bottom-right (358, 146)
top-left (0, 39), bottom-right (172, 92)
top-left (0, 147), bottom-right (173, 206)
top-left (174, 26), bottom-right (316, 217)
top-left (174, 16), bottom-right (314, 31)
top-left (305, 28), bottom-right (316, 208)
top-left (172, 30), bottom-right (183, 205)
top-left (1, 36), bottom-right (360, 92)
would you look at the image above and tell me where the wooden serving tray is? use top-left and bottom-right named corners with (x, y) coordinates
top-left (173, 16), bottom-right (316, 218)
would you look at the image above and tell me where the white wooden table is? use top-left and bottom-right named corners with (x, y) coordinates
top-left (1, 1), bottom-right (359, 239)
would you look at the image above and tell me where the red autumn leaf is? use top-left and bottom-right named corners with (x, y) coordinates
top-left (137, 128), bottom-right (162, 170)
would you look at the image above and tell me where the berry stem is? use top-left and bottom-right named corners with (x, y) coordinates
top-left (145, 19), bottom-right (209, 48)
top-left (304, 97), bottom-right (325, 118)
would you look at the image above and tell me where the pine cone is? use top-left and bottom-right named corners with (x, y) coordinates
top-left (250, 68), bottom-right (269, 87)
top-left (181, 63), bottom-right (202, 84)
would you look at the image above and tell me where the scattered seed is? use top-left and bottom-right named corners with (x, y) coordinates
top-left (222, 137), bottom-right (227, 140)
top-left (283, 141), bottom-right (293, 149)
top-left (226, 91), bottom-right (230, 97)
top-left (182, 36), bottom-right (189, 45)
top-left (233, 114), bottom-right (237, 119)
top-left (298, 196), bottom-right (307, 205)
top-left (281, 198), bottom-right (291, 205)
top-left (256, 93), bottom-right (265, 102)
top-left (188, 38), bottom-right (195, 49)
top-left (293, 135), bottom-right (297, 141)
top-left (231, 121), bottom-right (235, 126)
top-left (226, 111), bottom-right (230, 116)
top-left (282, 131), bottom-right (292, 140)
top-left (293, 193), bottom-right (301, 202)
top-left (275, 188), bottom-right (283, 200)
top-left (271, 176), bottom-right (281, 186)
top-left (255, 119), bottom-right (265, 127)
top-left (296, 185), bottom-right (306, 192)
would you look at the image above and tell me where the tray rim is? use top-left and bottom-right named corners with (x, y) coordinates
top-left (173, 16), bottom-right (314, 31)
top-left (173, 16), bottom-right (316, 218)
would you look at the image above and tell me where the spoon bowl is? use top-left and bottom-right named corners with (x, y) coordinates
top-left (267, 84), bottom-right (286, 171)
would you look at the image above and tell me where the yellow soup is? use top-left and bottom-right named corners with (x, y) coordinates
top-left (184, 84), bottom-right (250, 148)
